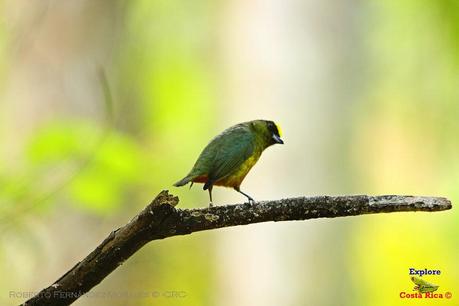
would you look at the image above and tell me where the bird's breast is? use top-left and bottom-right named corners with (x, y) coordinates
top-left (214, 153), bottom-right (261, 188)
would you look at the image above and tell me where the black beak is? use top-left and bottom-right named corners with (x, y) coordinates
top-left (272, 134), bottom-right (284, 144)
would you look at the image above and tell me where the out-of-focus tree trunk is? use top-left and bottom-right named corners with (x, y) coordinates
top-left (0, 1), bottom-right (122, 303)
top-left (216, 0), bottom-right (364, 305)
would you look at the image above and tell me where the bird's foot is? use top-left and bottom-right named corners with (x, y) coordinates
top-left (246, 197), bottom-right (255, 205)
top-left (208, 202), bottom-right (214, 208)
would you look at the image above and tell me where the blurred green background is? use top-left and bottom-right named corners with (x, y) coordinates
top-left (0, 1), bottom-right (457, 305)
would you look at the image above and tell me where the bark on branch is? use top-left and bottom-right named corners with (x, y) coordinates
top-left (22, 191), bottom-right (452, 306)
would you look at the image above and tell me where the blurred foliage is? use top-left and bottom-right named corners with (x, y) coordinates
top-left (0, 0), bottom-right (458, 306)
top-left (0, 1), bottom-right (218, 305)
top-left (27, 120), bottom-right (148, 214)
top-left (350, 1), bottom-right (459, 305)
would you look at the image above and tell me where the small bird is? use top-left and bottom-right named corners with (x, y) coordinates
top-left (174, 120), bottom-right (284, 206)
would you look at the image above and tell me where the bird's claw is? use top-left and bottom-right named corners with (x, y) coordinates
top-left (209, 202), bottom-right (214, 208)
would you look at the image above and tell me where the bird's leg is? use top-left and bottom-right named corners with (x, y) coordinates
top-left (208, 186), bottom-right (214, 207)
top-left (234, 187), bottom-right (255, 204)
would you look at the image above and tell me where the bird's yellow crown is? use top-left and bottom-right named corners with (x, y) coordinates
top-left (275, 122), bottom-right (282, 137)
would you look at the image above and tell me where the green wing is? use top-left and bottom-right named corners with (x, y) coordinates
top-left (206, 127), bottom-right (255, 185)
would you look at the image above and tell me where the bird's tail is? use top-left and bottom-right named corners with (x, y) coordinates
top-left (174, 175), bottom-right (193, 187)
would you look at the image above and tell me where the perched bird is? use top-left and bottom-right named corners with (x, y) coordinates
top-left (174, 120), bottom-right (283, 205)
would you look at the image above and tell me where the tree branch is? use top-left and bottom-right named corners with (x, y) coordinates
top-left (22, 191), bottom-right (452, 306)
